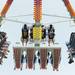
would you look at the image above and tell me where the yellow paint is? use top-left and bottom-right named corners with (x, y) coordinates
top-left (33, 26), bottom-right (42, 41)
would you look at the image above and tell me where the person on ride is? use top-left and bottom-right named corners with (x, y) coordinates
top-left (21, 24), bottom-right (28, 46)
top-left (48, 24), bottom-right (55, 46)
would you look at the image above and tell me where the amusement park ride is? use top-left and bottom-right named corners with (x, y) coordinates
top-left (0, 0), bottom-right (75, 71)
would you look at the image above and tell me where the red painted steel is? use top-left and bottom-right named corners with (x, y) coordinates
top-left (40, 48), bottom-right (47, 69)
top-left (27, 48), bottom-right (34, 69)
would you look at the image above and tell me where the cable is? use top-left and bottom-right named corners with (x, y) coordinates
top-left (43, 14), bottom-right (71, 19)
top-left (6, 13), bottom-right (71, 19)
top-left (3, 18), bottom-right (34, 24)
top-left (2, 17), bottom-right (74, 25)
top-left (6, 14), bottom-right (33, 18)
top-left (42, 19), bottom-right (74, 25)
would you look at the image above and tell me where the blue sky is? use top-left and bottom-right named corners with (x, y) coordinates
top-left (0, 0), bottom-right (75, 75)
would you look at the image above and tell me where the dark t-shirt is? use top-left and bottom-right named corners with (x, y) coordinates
top-left (42, 28), bottom-right (46, 39)
top-left (22, 28), bottom-right (28, 39)
top-left (48, 27), bottom-right (55, 39)
top-left (69, 33), bottom-right (75, 49)
top-left (30, 28), bottom-right (33, 39)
